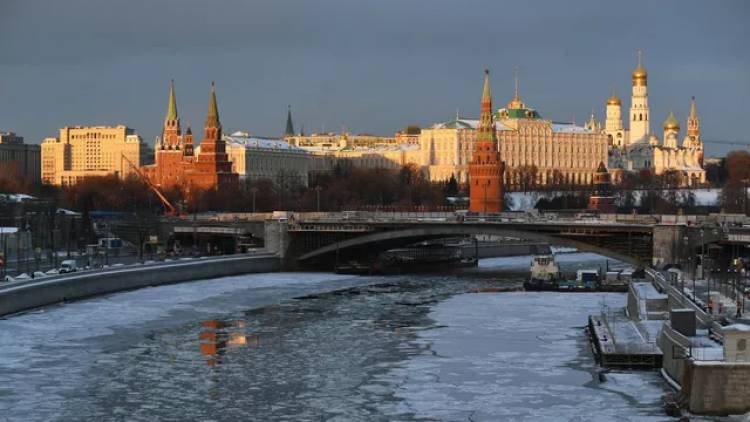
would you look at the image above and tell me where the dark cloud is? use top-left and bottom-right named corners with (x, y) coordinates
top-left (0, 0), bottom-right (747, 156)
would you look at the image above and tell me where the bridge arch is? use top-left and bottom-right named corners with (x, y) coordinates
top-left (296, 225), bottom-right (643, 266)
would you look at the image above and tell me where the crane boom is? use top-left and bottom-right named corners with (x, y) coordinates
top-left (121, 154), bottom-right (179, 216)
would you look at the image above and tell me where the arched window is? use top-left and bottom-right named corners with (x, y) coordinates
top-left (639, 114), bottom-right (643, 121)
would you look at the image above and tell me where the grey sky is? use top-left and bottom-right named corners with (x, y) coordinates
top-left (0, 0), bottom-right (748, 156)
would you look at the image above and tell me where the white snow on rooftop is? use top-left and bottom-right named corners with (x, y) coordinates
top-left (224, 132), bottom-right (303, 151)
top-left (551, 123), bottom-right (594, 133)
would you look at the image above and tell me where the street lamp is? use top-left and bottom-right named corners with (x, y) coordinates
top-left (683, 235), bottom-right (690, 297)
top-left (250, 187), bottom-right (259, 213)
top-left (315, 185), bottom-right (322, 212)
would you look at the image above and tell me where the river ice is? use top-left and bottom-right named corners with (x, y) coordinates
top-left (379, 292), bottom-right (670, 421)
top-left (0, 253), bottom-right (684, 421)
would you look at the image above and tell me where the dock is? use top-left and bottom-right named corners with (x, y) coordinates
top-left (588, 311), bottom-right (663, 369)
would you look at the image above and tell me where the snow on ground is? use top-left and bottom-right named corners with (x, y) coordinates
top-left (506, 188), bottom-right (720, 211)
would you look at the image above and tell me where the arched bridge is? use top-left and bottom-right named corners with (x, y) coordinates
top-left (273, 213), bottom-right (678, 269)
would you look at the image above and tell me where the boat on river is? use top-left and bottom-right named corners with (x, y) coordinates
top-left (523, 254), bottom-right (561, 291)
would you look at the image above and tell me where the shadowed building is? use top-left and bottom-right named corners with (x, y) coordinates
top-left (588, 161), bottom-right (616, 213)
top-left (0, 132), bottom-right (40, 183)
top-left (469, 70), bottom-right (504, 213)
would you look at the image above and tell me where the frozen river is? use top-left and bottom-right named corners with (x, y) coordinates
top-left (0, 253), bottom-right (677, 421)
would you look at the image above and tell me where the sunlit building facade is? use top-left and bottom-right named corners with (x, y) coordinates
top-left (41, 125), bottom-right (144, 185)
top-left (420, 90), bottom-right (608, 187)
top-left (603, 52), bottom-right (705, 185)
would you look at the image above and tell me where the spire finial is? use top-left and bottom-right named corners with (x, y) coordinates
top-left (481, 68), bottom-right (492, 104)
top-left (165, 79), bottom-right (178, 122)
top-left (513, 66), bottom-right (519, 100)
top-left (689, 96), bottom-right (697, 118)
top-left (637, 49), bottom-right (643, 67)
top-left (285, 104), bottom-right (295, 136)
top-left (205, 81), bottom-right (220, 127)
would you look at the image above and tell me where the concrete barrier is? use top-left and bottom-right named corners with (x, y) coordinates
top-left (0, 254), bottom-right (280, 317)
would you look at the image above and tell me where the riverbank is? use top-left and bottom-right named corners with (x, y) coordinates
top-left (0, 253), bottom-right (280, 317)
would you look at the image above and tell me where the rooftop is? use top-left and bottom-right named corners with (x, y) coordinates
top-left (224, 131), bottom-right (305, 151)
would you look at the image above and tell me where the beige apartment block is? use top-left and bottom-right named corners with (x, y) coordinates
top-left (41, 125), bottom-right (144, 185)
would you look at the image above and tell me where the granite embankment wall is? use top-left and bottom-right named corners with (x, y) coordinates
top-left (0, 254), bottom-right (280, 317)
top-left (685, 361), bottom-right (750, 415)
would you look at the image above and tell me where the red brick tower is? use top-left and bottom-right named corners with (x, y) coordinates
top-left (469, 70), bottom-right (504, 213)
top-left (188, 82), bottom-right (238, 191)
top-left (588, 161), bottom-right (615, 213)
top-left (151, 80), bottom-right (189, 187)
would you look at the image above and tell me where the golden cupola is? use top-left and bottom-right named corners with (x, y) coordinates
top-left (632, 50), bottom-right (647, 86)
top-left (663, 111), bottom-right (680, 132)
top-left (607, 94), bottom-right (621, 106)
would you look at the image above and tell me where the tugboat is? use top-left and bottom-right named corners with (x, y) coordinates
top-left (524, 254), bottom-right (561, 291)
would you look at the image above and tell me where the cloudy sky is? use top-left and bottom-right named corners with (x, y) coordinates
top-left (0, 0), bottom-right (747, 156)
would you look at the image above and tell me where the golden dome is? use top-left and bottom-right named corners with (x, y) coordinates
top-left (607, 95), bottom-right (621, 106)
top-left (632, 64), bottom-right (647, 85)
top-left (632, 50), bottom-right (648, 85)
top-left (663, 111), bottom-right (680, 131)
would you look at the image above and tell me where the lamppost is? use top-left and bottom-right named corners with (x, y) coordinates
top-left (743, 178), bottom-right (749, 216)
top-left (683, 235), bottom-right (690, 297)
top-left (315, 185), bottom-right (322, 212)
top-left (250, 187), bottom-right (258, 213)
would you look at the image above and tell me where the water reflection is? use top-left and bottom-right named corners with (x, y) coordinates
top-left (199, 319), bottom-right (258, 366)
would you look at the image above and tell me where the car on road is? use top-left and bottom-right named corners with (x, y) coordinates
top-left (59, 260), bottom-right (78, 274)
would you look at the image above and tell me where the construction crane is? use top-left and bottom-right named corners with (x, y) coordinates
top-left (121, 154), bottom-right (182, 217)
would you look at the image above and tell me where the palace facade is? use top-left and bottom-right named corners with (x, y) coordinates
top-left (224, 131), bottom-right (311, 187)
top-left (420, 89), bottom-right (608, 187)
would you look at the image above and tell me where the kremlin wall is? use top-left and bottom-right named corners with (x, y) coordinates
top-left (34, 52), bottom-right (706, 200)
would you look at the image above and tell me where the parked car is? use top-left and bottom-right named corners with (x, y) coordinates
top-left (59, 260), bottom-right (78, 273)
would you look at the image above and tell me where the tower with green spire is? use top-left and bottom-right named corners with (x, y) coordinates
top-left (191, 81), bottom-right (238, 191)
top-left (163, 79), bottom-right (182, 149)
top-left (284, 105), bottom-right (295, 137)
top-left (199, 82), bottom-right (223, 157)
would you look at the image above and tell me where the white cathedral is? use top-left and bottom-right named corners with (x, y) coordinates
top-left (590, 52), bottom-right (706, 186)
